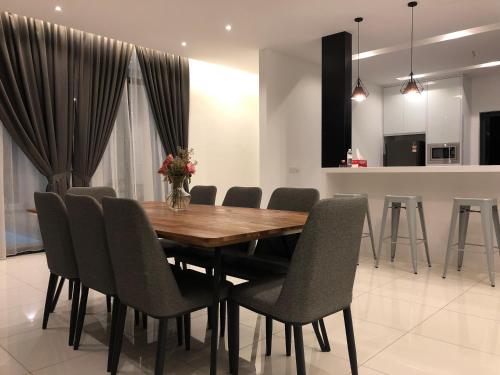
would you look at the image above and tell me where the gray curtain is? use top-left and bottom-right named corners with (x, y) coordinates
top-left (136, 47), bottom-right (189, 156)
top-left (0, 12), bottom-right (80, 195)
top-left (72, 36), bottom-right (132, 187)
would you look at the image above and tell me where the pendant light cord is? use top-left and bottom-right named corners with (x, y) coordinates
top-left (410, 5), bottom-right (414, 77)
top-left (357, 21), bottom-right (360, 81)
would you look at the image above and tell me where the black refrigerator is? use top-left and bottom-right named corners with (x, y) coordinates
top-left (384, 134), bottom-right (426, 167)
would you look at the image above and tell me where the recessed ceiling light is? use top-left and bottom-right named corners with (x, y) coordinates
top-left (225, 24), bottom-right (232, 32)
top-left (181, 41), bottom-right (187, 47)
top-left (54, 5), bottom-right (62, 12)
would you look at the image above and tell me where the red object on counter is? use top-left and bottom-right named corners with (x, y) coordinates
top-left (353, 159), bottom-right (368, 168)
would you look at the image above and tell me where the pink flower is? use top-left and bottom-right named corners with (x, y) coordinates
top-left (158, 154), bottom-right (174, 175)
top-left (186, 162), bottom-right (196, 175)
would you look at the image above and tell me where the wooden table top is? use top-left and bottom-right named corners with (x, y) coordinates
top-left (142, 202), bottom-right (308, 248)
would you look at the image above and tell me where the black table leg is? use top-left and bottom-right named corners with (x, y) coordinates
top-left (210, 247), bottom-right (222, 375)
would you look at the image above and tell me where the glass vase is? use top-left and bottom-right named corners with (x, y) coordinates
top-left (166, 176), bottom-right (191, 211)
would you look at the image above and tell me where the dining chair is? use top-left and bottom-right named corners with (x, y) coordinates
top-left (67, 186), bottom-right (117, 203)
top-left (102, 197), bottom-right (232, 375)
top-left (222, 187), bottom-right (323, 354)
top-left (189, 185), bottom-right (217, 205)
top-left (66, 186), bottom-right (116, 307)
top-left (34, 192), bottom-right (81, 346)
top-left (165, 186), bottom-right (261, 336)
top-left (228, 197), bottom-right (367, 375)
top-left (65, 194), bottom-right (122, 371)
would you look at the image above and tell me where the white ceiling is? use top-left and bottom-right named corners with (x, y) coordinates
top-left (2, 0), bottom-right (500, 74)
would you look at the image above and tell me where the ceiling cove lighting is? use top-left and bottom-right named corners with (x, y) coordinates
top-left (351, 17), bottom-right (369, 102)
top-left (225, 24), bottom-right (232, 32)
top-left (401, 1), bottom-right (424, 97)
top-left (54, 5), bottom-right (62, 12)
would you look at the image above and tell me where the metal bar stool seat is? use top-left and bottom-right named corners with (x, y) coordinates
top-left (375, 195), bottom-right (431, 274)
top-left (442, 198), bottom-right (500, 287)
top-left (335, 193), bottom-right (376, 260)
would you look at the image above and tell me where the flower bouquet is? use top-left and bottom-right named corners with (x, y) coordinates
top-left (158, 147), bottom-right (197, 211)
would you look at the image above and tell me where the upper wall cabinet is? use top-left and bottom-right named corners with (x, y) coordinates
top-left (427, 77), bottom-right (463, 144)
top-left (383, 85), bottom-right (427, 135)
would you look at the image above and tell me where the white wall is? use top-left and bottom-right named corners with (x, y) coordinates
top-left (259, 49), bottom-right (322, 204)
top-left (469, 73), bottom-right (500, 165)
top-left (352, 81), bottom-right (384, 166)
top-left (188, 59), bottom-right (260, 204)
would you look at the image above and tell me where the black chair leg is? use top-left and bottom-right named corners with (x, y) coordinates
top-left (265, 316), bottom-right (273, 356)
top-left (68, 280), bottom-right (80, 346)
top-left (107, 296), bottom-right (120, 372)
top-left (42, 273), bottom-right (58, 329)
top-left (111, 303), bottom-right (127, 375)
top-left (68, 279), bottom-right (74, 300)
top-left (207, 307), bottom-right (213, 330)
top-left (344, 307), bottom-right (358, 375)
top-left (51, 276), bottom-right (65, 312)
top-left (285, 323), bottom-right (292, 357)
top-left (228, 301), bottom-right (240, 375)
top-left (312, 321), bottom-right (325, 351)
top-left (184, 313), bottom-right (191, 351)
top-left (176, 316), bottom-right (183, 346)
top-left (106, 295), bottom-right (112, 313)
top-left (220, 300), bottom-right (227, 337)
top-left (134, 309), bottom-right (140, 326)
top-left (142, 313), bottom-right (148, 329)
top-left (319, 319), bottom-right (331, 352)
top-left (73, 286), bottom-right (89, 350)
top-left (293, 324), bottom-right (306, 375)
top-left (155, 318), bottom-right (168, 375)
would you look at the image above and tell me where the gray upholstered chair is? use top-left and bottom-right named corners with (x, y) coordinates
top-left (228, 197), bottom-right (367, 375)
top-left (66, 186), bottom-right (116, 303)
top-left (222, 187), bottom-right (322, 355)
top-left (34, 192), bottom-right (80, 346)
top-left (67, 186), bottom-right (117, 203)
top-left (65, 194), bottom-right (119, 370)
top-left (189, 185), bottom-right (217, 205)
top-left (102, 197), bottom-right (232, 375)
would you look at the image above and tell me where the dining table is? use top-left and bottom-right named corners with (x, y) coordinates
top-left (142, 201), bottom-right (308, 374)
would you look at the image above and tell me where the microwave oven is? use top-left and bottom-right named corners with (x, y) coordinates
top-left (427, 143), bottom-right (461, 164)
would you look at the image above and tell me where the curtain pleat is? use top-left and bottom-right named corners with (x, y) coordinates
top-left (72, 35), bottom-right (132, 187)
top-left (135, 46), bottom-right (189, 156)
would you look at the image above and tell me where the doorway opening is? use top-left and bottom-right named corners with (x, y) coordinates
top-left (480, 111), bottom-right (500, 165)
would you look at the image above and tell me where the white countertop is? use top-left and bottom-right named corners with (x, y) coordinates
top-left (323, 165), bottom-right (500, 174)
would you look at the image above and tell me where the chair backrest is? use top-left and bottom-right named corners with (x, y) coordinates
top-left (254, 188), bottom-right (320, 259)
top-left (102, 197), bottom-right (187, 317)
top-left (34, 192), bottom-right (79, 279)
top-left (190, 185), bottom-right (217, 205)
top-left (222, 186), bottom-right (262, 208)
top-left (67, 186), bottom-right (117, 203)
top-left (65, 194), bottom-right (116, 296)
top-left (276, 197), bottom-right (366, 323)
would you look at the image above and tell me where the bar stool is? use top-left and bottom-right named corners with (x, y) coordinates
top-left (442, 198), bottom-right (500, 287)
top-left (335, 193), bottom-right (377, 260)
top-left (375, 195), bottom-right (431, 274)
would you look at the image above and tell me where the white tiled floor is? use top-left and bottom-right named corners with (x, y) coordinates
top-left (0, 252), bottom-right (499, 374)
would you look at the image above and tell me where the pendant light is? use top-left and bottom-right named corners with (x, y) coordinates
top-left (351, 17), bottom-right (369, 102)
top-left (401, 1), bottom-right (424, 97)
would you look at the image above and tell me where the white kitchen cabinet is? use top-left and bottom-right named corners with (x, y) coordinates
top-left (383, 85), bottom-right (405, 135)
top-left (404, 89), bottom-right (427, 134)
top-left (427, 77), bottom-right (462, 144)
top-left (383, 85), bottom-right (427, 135)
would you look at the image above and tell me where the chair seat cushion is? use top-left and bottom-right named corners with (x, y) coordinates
top-left (222, 255), bottom-right (289, 280)
top-left (229, 277), bottom-right (285, 317)
top-left (172, 269), bottom-right (232, 314)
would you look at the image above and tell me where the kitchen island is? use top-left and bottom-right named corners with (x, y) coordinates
top-left (322, 165), bottom-right (500, 272)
